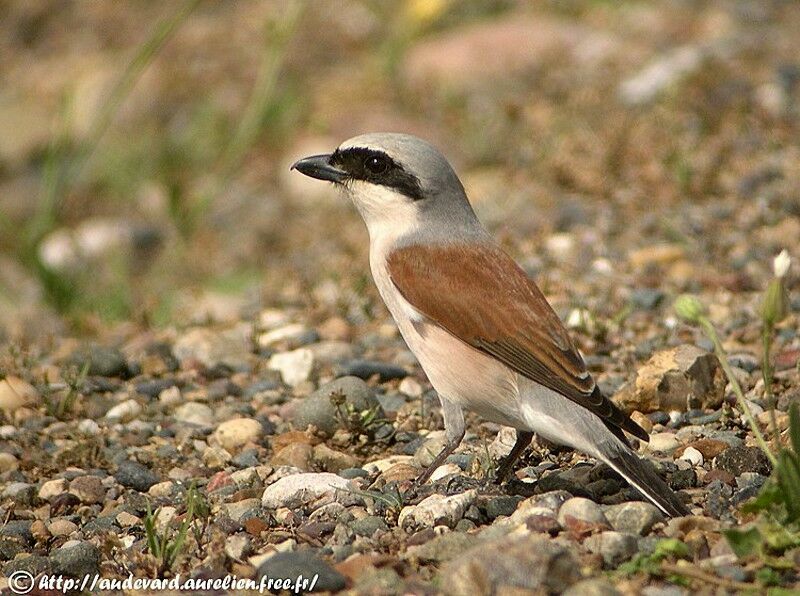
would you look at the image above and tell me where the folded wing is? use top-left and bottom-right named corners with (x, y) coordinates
top-left (386, 242), bottom-right (648, 443)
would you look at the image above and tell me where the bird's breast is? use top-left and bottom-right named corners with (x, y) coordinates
top-left (369, 248), bottom-right (525, 429)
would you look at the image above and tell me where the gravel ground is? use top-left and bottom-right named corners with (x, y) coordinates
top-left (1, 2), bottom-right (800, 594)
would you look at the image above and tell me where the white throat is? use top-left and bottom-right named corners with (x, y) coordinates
top-left (344, 180), bottom-right (422, 246)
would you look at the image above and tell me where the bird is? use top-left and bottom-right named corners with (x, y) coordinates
top-left (291, 132), bottom-right (689, 517)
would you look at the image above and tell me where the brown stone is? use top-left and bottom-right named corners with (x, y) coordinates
top-left (612, 345), bottom-right (726, 413)
top-left (270, 443), bottom-right (313, 471)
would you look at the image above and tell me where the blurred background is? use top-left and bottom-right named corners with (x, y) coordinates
top-left (1, 0), bottom-right (798, 342)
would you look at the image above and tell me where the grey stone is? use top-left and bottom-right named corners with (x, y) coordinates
top-left (352, 515), bottom-right (388, 537)
top-left (115, 460), bottom-right (159, 492)
top-left (68, 344), bottom-right (128, 377)
top-left (484, 495), bottom-right (522, 520)
top-left (51, 542), bottom-right (101, 578)
top-left (407, 531), bottom-right (479, 563)
top-left (293, 376), bottom-right (381, 437)
top-left (585, 531), bottom-right (638, 567)
top-left (714, 446), bottom-right (772, 476)
top-left (604, 502), bottom-right (663, 536)
top-left (336, 360), bottom-right (407, 382)
top-left (557, 497), bottom-right (608, 527)
top-left (256, 551), bottom-right (345, 593)
top-left (441, 533), bottom-right (580, 595)
top-left (3, 555), bottom-right (53, 578)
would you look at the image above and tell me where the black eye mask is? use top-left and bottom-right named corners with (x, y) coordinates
top-left (330, 147), bottom-right (425, 201)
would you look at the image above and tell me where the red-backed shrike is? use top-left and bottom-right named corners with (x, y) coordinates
top-left (292, 133), bottom-right (688, 516)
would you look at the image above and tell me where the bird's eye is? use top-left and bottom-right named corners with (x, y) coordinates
top-left (364, 155), bottom-right (389, 175)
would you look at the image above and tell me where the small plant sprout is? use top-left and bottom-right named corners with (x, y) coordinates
top-left (673, 295), bottom-right (776, 467)
top-left (761, 249), bottom-right (791, 434)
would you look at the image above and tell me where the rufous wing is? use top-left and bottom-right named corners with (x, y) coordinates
top-left (386, 242), bottom-right (648, 442)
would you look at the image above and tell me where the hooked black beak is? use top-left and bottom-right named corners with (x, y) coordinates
top-left (290, 154), bottom-right (347, 183)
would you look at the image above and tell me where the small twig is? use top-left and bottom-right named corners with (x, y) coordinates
top-left (660, 562), bottom-right (758, 592)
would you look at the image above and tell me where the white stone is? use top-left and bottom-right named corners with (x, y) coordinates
top-left (105, 399), bottom-right (142, 422)
top-left (428, 463), bottom-right (462, 483)
top-left (679, 446), bottom-right (704, 467)
top-left (363, 455), bottom-right (415, 474)
top-left (77, 419), bottom-right (101, 435)
top-left (158, 386), bottom-right (182, 406)
top-left (257, 324), bottom-right (308, 348)
top-left (261, 473), bottom-right (350, 509)
top-left (268, 348), bottom-right (314, 387)
top-left (225, 534), bottom-right (251, 561)
top-left (154, 506), bottom-right (177, 533)
top-left (174, 402), bottom-right (215, 427)
top-left (214, 418), bottom-right (263, 452)
top-left (39, 478), bottom-right (67, 500)
top-left (398, 377), bottom-right (423, 398)
top-left (645, 432), bottom-right (680, 454)
top-left (398, 489), bottom-right (477, 531)
top-left (557, 497), bottom-right (609, 526)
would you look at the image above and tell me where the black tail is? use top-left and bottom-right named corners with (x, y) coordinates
top-left (604, 448), bottom-right (690, 517)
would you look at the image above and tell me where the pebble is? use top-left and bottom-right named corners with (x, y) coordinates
top-left (293, 376), bottom-right (381, 437)
top-left (47, 519), bottom-right (78, 537)
top-left (268, 348), bottom-right (315, 386)
top-left (714, 445), bottom-right (772, 476)
top-left (604, 502), bottom-right (663, 536)
top-left (224, 534), bottom-right (251, 560)
top-left (399, 377), bottom-right (423, 397)
top-left (105, 399), bottom-right (142, 422)
top-left (77, 419), bottom-right (101, 435)
top-left (563, 578), bottom-right (621, 596)
top-left (398, 489), bottom-right (477, 531)
top-left (352, 515), bottom-right (388, 537)
top-left (336, 359), bottom-right (407, 382)
top-left (214, 418), bottom-right (263, 452)
top-left (407, 532), bottom-right (480, 563)
top-left (3, 482), bottom-right (34, 502)
top-left (173, 327), bottom-right (251, 370)
top-left (69, 476), bottom-right (105, 504)
top-left (646, 432), bottom-right (680, 454)
top-left (256, 552), bottom-right (346, 593)
top-left (313, 443), bottom-right (359, 472)
top-left (271, 443), bottom-right (312, 470)
top-left (557, 497), bottom-right (609, 527)
top-left (679, 446), bottom-right (704, 466)
top-left (441, 533), bottom-right (580, 595)
top-left (203, 445), bottom-right (232, 468)
top-left (484, 495), bottom-right (522, 520)
top-left (257, 323), bottom-right (310, 348)
top-left (116, 512), bottom-right (140, 527)
top-left (584, 531), bottom-right (638, 567)
top-left (174, 402), bottom-right (214, 427)
top-left (51, 542), bottom-right (101, 578)
top-left (613, 345), bottom-right (725, 413)
top-left (261, 473), bottom-right (350, 509)
top-left (0, 376), bottom-right (40, 413)
top-left (39, 478), bottom-right (67, 500)
top-left (115, 460), bottom-right (159, 492)
top-left (68, 345), bottom-right (129, 377)
top-left (0, 452), bottom-right (19, 472)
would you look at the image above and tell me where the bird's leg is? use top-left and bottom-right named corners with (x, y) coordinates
top-left (415, 398), bottom-right (465, 486)
top-left (495, 430), bottom-right (534, 483)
